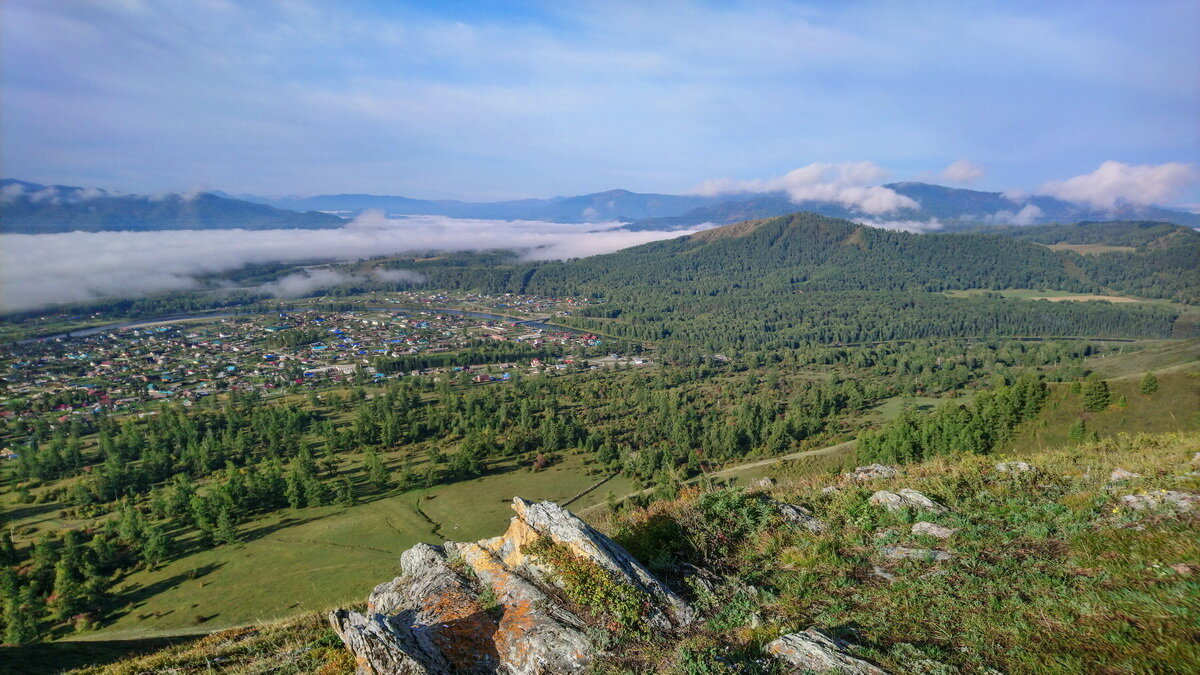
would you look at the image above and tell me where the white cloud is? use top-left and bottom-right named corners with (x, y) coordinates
top-left (260, 269), bottom-right (364, 299)
top-left (370, 269), bottom-right (426, 283)
top-left (984, 203), bottom-right (1044, 226)
top-left (0, 215), bottom-right (698, 312)
top-left (855, 217), bottom-right (944, 234)
top-left (0, 184), bottom-right (27, 202)
top-left (940, 159), bottom-right (985, 184)
top-left (1039, 161), bottom-right (1199, 209)
top-left (692, 162), bottom-right (918, 215)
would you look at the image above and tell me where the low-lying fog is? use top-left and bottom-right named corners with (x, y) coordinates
top-left (1, 213), bottom-right (703, 312)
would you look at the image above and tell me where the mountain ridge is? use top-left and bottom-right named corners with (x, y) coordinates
top-left (0, 180), bottom-right (346, 234)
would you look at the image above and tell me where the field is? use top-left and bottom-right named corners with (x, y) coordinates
top-left (943, 288), bottom-right (1141, 303)
top-left (1006, 365), bottom-right (1200, 454)
top-left (1045, 243), bottom-right (1137, 255)
top-left (57, 453), bottom-right (630, 641)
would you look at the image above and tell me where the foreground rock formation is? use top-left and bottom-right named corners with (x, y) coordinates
top-left (330, 497), bottom-right (691, 674)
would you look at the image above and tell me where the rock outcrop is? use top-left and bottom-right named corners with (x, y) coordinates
top-left (775, 501), bottom-right (827, 534)
top-left (878, 545), bottom-right (953, 562)
top-left (330, 497), bottom-right (691, 674)
top-left (845, 464), bottom-right (899, 481)
top-left (1119, 490), bottom-right (1198, 513)
top-left (995, 461), bottom-right (1033, 474)
top-left (911, 521), bottom-right (956, 539)
top-left (766, 627), bottom-right (888, 674)
top-left (869, 489), bottom-right (948, 514)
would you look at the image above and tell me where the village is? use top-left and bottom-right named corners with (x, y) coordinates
top-left (0, 297), bottom-right (651, 436)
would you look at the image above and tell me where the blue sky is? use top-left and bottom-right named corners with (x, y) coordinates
top-left (3, 0), bottom-right (1198, 206)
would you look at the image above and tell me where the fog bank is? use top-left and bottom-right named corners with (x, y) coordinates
top-left (2, 214), bottom-right (699, 312)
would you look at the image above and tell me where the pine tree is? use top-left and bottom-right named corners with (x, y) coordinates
top-left (336, 477), bottom-right (356, 507)
top-left (50, 560), bottom-right (86, 622)
top-left (213, 506), bottom-right (239, 545)
top-left (141, 523), bottom-right (172, 566)
top-left (365, 450), bottom-right (390, 491)
top-left (1140, 371), bottom-right (1159, 395)
top-left (1068, 418), bottom-right (1087, 443)
top-left (1082, 377), bottom-right (1111, 412)
top-left (4, 587), bottom-right (42, 645)
top-left (0, 531), bottom-right (17, 566)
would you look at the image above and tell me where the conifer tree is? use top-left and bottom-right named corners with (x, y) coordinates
top-left (365, 450), bottom-right (390, 491)
top-left (1082, 377), bottom-right (1111, 412)
top-left (50, 560), bottom-right (86, 622)
top-left (1140, 371), bottom-right (1159, 395)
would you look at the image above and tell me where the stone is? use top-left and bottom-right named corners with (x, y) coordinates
top-left (821, 486), bottom-right (842, 495)
top-left (846, 464), bottom-right (899, 480)
top-left (870, 489), bottom-right (948, 514)
top-left (329, 544), bottom-right (498, 675)
top-left (1109, 468), bottom-right (1142, 482)
top-left (871, 566), bottom-right (897, 583)
top-left (879, 546), bottom-right (953, 562)
top-left (1119, 490), bottom-right (1198, 513)
top-left (775, 501), bottom-right (827, 534)
top-left (330, 498), bottom-right (692, 674)
top-left (995, 461), bottom-right (1033, 474)
top-left (911, 522), bottom-right (957, 539)
top-left (750, 477), bottom-right (776, 491)
top-left (766, 627), bottom-right (888, 674)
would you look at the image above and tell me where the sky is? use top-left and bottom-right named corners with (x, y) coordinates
top-left (3, 0), bottom-right (1199, 205)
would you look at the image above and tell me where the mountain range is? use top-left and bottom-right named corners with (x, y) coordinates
top-left (3, 178), bottom-right (1198, 234)
top-left (0, 180), bottom-right (345, 234)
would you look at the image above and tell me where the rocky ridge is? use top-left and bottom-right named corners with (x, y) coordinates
top-left (329, 497), bottom-right (691, 674)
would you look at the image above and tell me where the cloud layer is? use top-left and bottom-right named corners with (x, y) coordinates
top-left (1039, 161), bottom-right (1199, 209)
top-left (693, 162), bottom-right (918, 215)
top-left (1, 215), bottom-right (698, 312)
top-left (940, 160), bottom-right (985, 185)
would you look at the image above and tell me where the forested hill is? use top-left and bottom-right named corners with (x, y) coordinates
top-left (0, 180), bottom-right (346, 233)
top-left (998, 220), bottom-right (1199, 247)
top-left (984, 221), bottom-right (1200, 305)
top-left (412, 212), bottom-right (1191, 349)
top-left (460, 212), bottom-right (1093, 296)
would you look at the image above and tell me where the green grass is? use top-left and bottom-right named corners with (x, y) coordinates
top-left (25, 430), bottom-right (1200, 673)
top-left (1007, 367), bottom-right (1200, 454)
top-left (1083, 338), bottom-right (1200, 379)
top-left (57, 451), bottom-right (629, 642)
top-left (606, 430), bottom-right (1200, 673)
top-left (861, 395), bottom-right (948, 423)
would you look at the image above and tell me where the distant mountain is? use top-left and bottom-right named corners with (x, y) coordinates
top-left (9, 178), bottom-right (1197, 233)
top-left (251, 188), bottom-right (722, 222)
top-left (0, 180), bottom-right (346, 233)
top-left (624, 182), bottom-right (1200, 230)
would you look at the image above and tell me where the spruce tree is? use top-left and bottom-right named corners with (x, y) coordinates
top-left (4, 587), bottom-right (42, 645)
top-left (1139, 371), bottom-right (1159, 395)
top-left (1082, 378), bottom-right (1111, 412)
top-left (365, 450), bottom-right (390, 491)
top-left (1068, 418), bottom-right (1087, 443)
top-left (50, 560), bottom-right (85, 622)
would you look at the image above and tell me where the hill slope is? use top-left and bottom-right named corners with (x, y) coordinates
top-left (33, 429), bottom-right (1199, 674)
